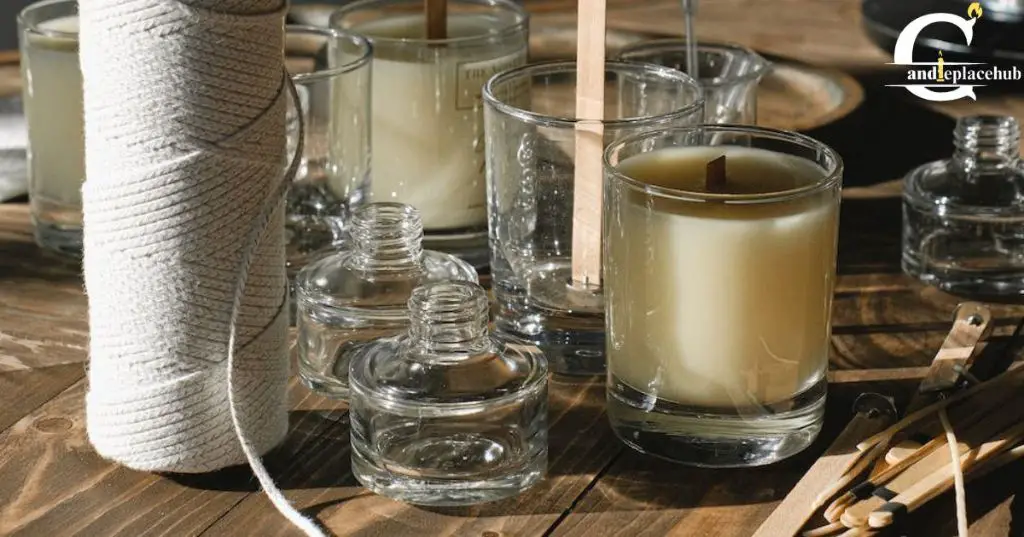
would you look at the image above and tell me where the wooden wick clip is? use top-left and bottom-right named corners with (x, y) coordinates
top-left (918, 302), bottom-right (993, 394)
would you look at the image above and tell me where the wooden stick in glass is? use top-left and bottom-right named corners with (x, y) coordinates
top-left (571, 0), bottom-right (607, 287)
top-left (425, 0), bottom-right (446, 39)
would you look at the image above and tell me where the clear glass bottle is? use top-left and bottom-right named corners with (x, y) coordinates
top-left (903, 116), bottom-right (1024, 297)
top-left (349, 281), bottom-right (548, 506)
top-left (296, 202), bottom-right (478, 399)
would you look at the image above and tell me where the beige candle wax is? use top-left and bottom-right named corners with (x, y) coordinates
top-left (352, 14), bottom-right (526, 231)
top-left (606, 146), bottom-right (839, 409)
top-left (22, 15), bottom-right (83, 226)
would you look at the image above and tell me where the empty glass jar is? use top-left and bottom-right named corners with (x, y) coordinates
top-left (285, 25), bottom-right (372, 277)
top-left (617, 40), bottom-right (770, 124)
top-left (295, 203), bottom-right (477, 399)
top-left (482, 60), bottom-right (704, 376)
top-left (903, 115), bottom-right (1024, 297)
top-left (349, 281), bottom-right (548, 505)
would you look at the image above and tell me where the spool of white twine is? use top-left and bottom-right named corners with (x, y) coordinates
top-left (80, 1), bottom-right (323, 534)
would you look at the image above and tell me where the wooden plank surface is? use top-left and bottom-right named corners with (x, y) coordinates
top-left (3, 1), bottom-right (1024, 536)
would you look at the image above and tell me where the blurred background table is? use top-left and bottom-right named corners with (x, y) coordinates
top-left (2, 1), bottom-right (1024, 535)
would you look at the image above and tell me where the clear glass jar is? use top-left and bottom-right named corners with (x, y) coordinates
top-left (284, 25), bottom-right (372, 279)
top-left (295, 203), bottom-right (477, 399)
top-left (603, 125), bottom-right (842, 467)
top-left (331, 0), bottom-right (529, 269)
top-left (349, 281), bottom-right (548, 506)
top-left (903, 115), bottom-right (1024, 297)
top-left (482, 60), bottom-right (705, 376)
top-left (19, 0), bottom-right (82, 256)
top-left (617, 40), bottom-right (770, 125)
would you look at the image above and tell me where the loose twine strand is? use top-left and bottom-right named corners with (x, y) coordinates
top-left (80, 1), bottom-right (321, 534)
top-left (939, 409), bottom-right (969, 537)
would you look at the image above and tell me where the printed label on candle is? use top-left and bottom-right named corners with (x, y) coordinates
top-left (456, 49), bottom-right (527, 110)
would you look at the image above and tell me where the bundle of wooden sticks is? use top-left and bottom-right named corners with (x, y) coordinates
top-left (755, 303), bottom-right (1024, 537)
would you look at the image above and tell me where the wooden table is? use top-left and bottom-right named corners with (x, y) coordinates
top-left (3, 1), bottom-right (1024, 535)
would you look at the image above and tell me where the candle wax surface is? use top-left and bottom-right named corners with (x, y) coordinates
top-left (22, 15), bottom-right (83, 219)
top-left (606, 146), bottom-right (838, 409)
top-left (354, 14), bottom-right (525, 231)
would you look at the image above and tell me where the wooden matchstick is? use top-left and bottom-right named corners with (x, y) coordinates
top-left (569, 0), bottom-right (607, 288)
top-left (425, 0), bottom-right (446, 39)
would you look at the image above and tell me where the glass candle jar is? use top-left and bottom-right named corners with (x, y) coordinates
top-left (18, 0), bottom-right (82, 256)
top-left (603, 125), bottom-right (843, 467)
top-left (617, 40), bottom-right (770, 125)
top-left (331, 0), bottom-right (529, 269)
top-left (285, 25), bottom-right (372, 277)
top-left (482, 60), bottom-right (704, 376)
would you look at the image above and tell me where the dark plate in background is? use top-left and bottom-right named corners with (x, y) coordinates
top-left (862, 0), bottom-right (1024, 67)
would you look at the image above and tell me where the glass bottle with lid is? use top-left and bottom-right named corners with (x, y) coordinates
top-left (296, 202), bottom-right (478, 399)
top-left (903, 115), bottom-right (1024, 296)
top-left (349, 281), bottom-right (548, 506)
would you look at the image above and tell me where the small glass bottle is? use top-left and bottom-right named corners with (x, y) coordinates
top-left (349, 281), bottom-right (548, 506)
top-left (296, 202), bottom-right (478, 399)
top-left (903, 116), bottom-right (1024, 297)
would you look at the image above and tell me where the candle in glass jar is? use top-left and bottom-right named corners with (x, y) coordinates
top-left (606, 146), bottom-right (838, 409)
top-left (351, 14), bottom-right (526, 231)
top-left (22, 15), bottom-right (83, 221)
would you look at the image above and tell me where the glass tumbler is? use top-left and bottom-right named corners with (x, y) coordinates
top-left (285, 25), bottom-right (372, 276)
top-left (19, 0), bottom-right (81, 256)
top-left (331, 0), bottom-right (529, 269)
top-left (482, 60), bottom-right (704, 376)
top-left (617, 40), bottom-right (770, 124)
top-left (603, 125), bottom-right (842, 467)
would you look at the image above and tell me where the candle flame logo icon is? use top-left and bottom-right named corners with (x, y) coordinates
top-left (886, 2), bottom-right (1020, 101)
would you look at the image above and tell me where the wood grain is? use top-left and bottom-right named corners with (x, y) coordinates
top-left (201, 377), bottom-right (620, 537)
top-left (0, 365), bottom-right (82, 433)
top-left (3, 0), bottom-right (1024, 534)
top-left (0, 204), bottom-right (86, 433)
top-left (0, 373), bottom-right (353, 537)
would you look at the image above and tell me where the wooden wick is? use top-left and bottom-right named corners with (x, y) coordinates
top-left (569, 0), bottom-right (607, 288)
top-left (706, 155), bottom-right (727, 193)
top-left (425, 0), bottom-right (447, 39)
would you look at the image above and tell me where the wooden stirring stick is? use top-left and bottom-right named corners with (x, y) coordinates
top-left (570, 0), bottom-right (607, 288)
top-left (867, 418), bottom-right (1024, 529)
top-left (839, 390), bottom-right (1024, 528)
top-left (884, 303), bottom-right (993, 465)
top-left (425, 0), bottom-right (446, 39)
top-left (825, 374), bottom-right (1022, 523)
top-left (750, 394), bottom-right (896, 537)
top-left (754, 305), bottom-right (1009, 537)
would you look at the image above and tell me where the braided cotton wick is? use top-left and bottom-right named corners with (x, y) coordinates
top-left (80, 1), bottom-right (322, 534)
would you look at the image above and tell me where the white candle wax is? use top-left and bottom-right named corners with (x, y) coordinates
top-left (22, 15), bottom-right (83, 219)
top-left (606, 146), bottom-right (838, 408)
top-left (353, 14), bottom-right (526, 231)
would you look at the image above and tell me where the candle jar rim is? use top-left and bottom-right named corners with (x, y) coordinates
top-left (18, 0), bottom-right (78, 38)
top-left (287, 25), bottom-right (373, 83)
top-left (482, 60), bottom-right (706, 129)
top-left (330, 0), bottom-right (528, 48)
top-left (604, 124), bottom-right (844, 204)
top-left (617, 39), bottom-right (771, 88)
